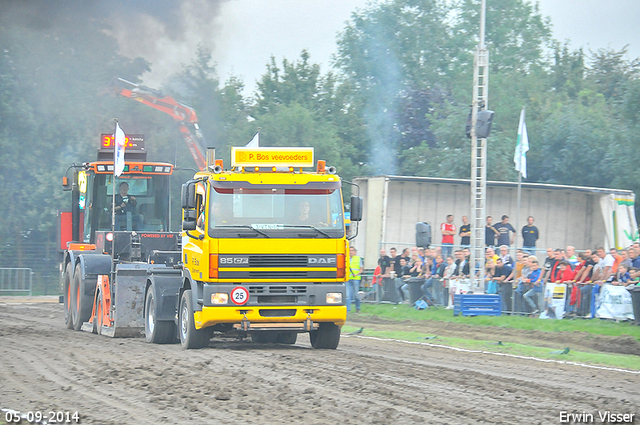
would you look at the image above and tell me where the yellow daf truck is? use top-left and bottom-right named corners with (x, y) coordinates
top-left (170, 146), bottom-right (362, 349)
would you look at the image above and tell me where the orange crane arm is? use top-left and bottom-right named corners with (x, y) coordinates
top-left (114, 78), bottom-right (207, 171)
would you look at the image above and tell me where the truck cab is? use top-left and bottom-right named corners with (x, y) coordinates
top-left (60, 133), bottom-right (180, 334)
top-left (177, 147), bottom-right (362, 349)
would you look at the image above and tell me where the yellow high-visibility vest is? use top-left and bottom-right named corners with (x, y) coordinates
top-left (349, 255), bottom-right (362, 280)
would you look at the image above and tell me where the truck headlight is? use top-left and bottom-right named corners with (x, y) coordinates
top-left (211, 293), bottom-right (229, 304)
top-left (326, 293), bottom-right (342, 304)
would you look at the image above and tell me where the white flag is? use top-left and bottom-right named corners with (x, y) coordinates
top-left (514, 107), bottom-right (529, 178)
top-left (245, 132), bottom-right (259, 148)
top-left (114, 122), bottom-right (126, 177)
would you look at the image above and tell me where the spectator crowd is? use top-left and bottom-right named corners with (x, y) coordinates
top-left (347, 214), bottom-right (640, 317)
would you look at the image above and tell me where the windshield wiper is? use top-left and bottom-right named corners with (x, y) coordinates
top-left (215, 225), bottom-right (270, 238)
top-left (282, 225), bottom-right (331, 238)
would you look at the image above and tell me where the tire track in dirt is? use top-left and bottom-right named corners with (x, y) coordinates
top-left (1, 302), bottom-right (639, 425)
top-left (1, 332), bottom-right (173, 424)
top-left (335, 336), bottom-right (638, 423)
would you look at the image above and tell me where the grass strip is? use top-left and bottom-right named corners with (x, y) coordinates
top-left (357, 304), bottom-right (640, 340)
top-left (341, 324), bottom-right (640, 371)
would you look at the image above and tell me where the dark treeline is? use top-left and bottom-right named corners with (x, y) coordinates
top-left (2, 0), bottom-right (640, 254)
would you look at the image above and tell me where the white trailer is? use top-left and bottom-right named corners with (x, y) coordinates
top-left (353, 176), bottom-right (638, 269)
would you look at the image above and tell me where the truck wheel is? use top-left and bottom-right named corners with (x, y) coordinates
top-left (179, 290), bottom-right (208, 349)
top-left (71, 264), bottom-right (93, 331)
top-left (309, 323), bottom-right (341, 349)
top-left (145, 289), bottom-right (176, 344)
top-left (63, 263), bottom-right (74, 329)
top-left (276, 332), bottom-right (297, 345)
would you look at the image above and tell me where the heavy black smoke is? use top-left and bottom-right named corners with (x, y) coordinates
top-left (0, 0), bottom-right (228, 85)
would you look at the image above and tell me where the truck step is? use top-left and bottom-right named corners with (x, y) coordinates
top-left (100, 326), bottom-right (144, 338)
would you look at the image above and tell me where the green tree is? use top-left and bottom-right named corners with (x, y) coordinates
top-left (251, 53), bottom-right (360, 181)
top-left (334, 0), bottom-right (554, 176)
top-left (587, 47), bottom-right (640, 101)
top-left (455, 0), bottom-right (552, 73)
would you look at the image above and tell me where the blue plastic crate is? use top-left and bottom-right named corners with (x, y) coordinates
top-left (454, 294), bottom-right (501, 316)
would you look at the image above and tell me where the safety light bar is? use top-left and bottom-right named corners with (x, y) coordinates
top-left (90, 162), bottom-right (174, 174)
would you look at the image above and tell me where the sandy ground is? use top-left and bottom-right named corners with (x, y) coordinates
top-left (0, 298), bottom-right (638, 425)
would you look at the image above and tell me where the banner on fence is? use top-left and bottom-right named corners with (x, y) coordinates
top-left (449, 278), bottom-right (471, 295)
top-left (540, 283), bottom-right (567, 319)
top-left (595, 284), bottom-right (635, 321)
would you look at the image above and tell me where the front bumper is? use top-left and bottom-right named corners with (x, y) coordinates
top-left (194, 305), bottom-right (346, 330)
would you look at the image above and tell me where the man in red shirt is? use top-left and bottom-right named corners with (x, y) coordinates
top-left (441, 214), bottom-right (456, 259)
top-left (553, 261), bottom-right (576, 283)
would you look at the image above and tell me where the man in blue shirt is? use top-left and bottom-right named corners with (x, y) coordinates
top-left (494, 258), bottom-right (513, 312)
top-left (521, 216), bottom-right (539, 256)
top-left (485, 216), bottom-right (499, 247)
top-left (523, 257), bottom-right (543, 314)
top-left (493, 215), bottom-right (516, 247)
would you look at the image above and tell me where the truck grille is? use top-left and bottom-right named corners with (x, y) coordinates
top-left (249, 286), bottom-right (308, 294)
top-left (249, 255), bottom-right (308, 267)
top-left (249, 271), bottom-right (307, 278)
top-left (257, 296), bottom-right (297, 304)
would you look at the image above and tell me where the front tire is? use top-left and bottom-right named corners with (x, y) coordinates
top-left (145, 288), bottom-right (176, 344)
top-left (310, 323), bottom-right (341, 349)
top-left (179, 290), bottom-right (208, 349)
top-left (70, 264), bottom-right (93, 331)
top-left (63, 263), bottom-right (74, 329)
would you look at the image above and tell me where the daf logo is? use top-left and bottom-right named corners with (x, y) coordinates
top-left (308, 257), bottom-right (336, 264)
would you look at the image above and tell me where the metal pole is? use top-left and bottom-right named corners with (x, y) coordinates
top-left (479, 0), bottom-right (486, 48)
top-left (112, 119), bottom-right (118, 268)
top-left (515, 106), bottom-right (525, 257)
top-left (470, 0), bottom-right (488, 293)
top-left (514, 106), bottom-right (524, 314)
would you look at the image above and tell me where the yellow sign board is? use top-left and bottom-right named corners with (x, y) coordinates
top-left (231, 147), bottom-right (314, 167)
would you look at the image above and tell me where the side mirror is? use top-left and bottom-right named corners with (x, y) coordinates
top-left (183, 220), bottom-right (197, 231)
top-left (416, 222), bottom-right (431, 248)
top-left (62, 175), bottom-right (73, 192)
top-left (181, 182), bottom-right (197, 209)
top-left (350, 196), bottom-right (363, 222)
top-left (182, 209), bottom-right (197, 231)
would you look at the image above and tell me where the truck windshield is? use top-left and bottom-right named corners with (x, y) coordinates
top-left (207, 184), bottom-right (344, 238)
top-left (83, 173), bottom-right (171, 241)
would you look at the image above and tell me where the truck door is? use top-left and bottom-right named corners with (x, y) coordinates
top-left (183, 181), bottom-right (208, 280)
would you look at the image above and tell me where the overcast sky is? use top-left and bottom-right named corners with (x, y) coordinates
top-left (142, 0), bottom-right (640, 95)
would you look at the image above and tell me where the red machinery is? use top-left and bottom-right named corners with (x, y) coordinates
top-left (113, 77), bottom-right (207, 171)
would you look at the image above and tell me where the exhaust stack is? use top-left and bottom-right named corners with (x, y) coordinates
top-left (206, 147), bottom-right (216, 171)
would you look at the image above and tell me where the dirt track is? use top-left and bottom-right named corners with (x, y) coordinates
top-left (1, 299), bottom-right (638, 425)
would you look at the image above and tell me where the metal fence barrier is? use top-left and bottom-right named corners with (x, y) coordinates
top-left (357, 273), bottom-right (450, 307)
top-left (354, 272), bottom-right (601, 318)
top-left (0, 268), bottom-right (33, 296)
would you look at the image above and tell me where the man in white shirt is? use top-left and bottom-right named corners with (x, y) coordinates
top-left (443, 256), bottom-right (457, 309)
top-left (595, 247), bottom-right (615, 281)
